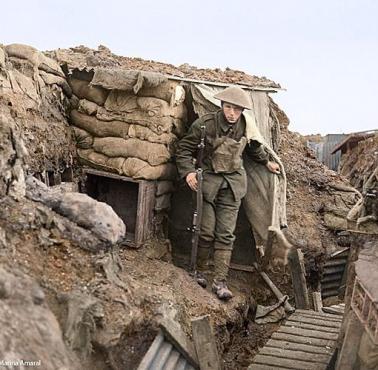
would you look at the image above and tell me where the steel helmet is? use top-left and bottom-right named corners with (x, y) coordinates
top-left (214, 86), bottom-right (252, 110)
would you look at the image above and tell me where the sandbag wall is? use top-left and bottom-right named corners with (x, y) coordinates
top-left (0, 43), bottom-right (76, 180)
top-left (68, 71), bottom-right (188, 230)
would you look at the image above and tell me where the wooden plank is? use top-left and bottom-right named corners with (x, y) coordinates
top-left (322, 306), bottom-right (344, 316)
top-left (259, 346), bottom-right (330, 364)
top-left (294, 309), bottom-right (343, 320)
top-left (191, 315), bottom-right (221, 370)
top-left (312, 292), bottom-right (323, 312)
top-left (285, 320), bottom-right (339, 333)
top-left (135, 181), bottom-right (155, 246)
top-left (288, 315), bottom-right (341, 328)
top-left (248, 364), bottom-right (284, 370)
top-left (266, 339), bottom-right (334, 355)
top-left (160, 319), bottom-right (199, 368)
top-left (278, 326), bottom-right (339, 341)
top-left (253, 354), bottom-right (325, 370)
top-left (272, 332), bottom-right (336, 348)
top-left (83, 167), bottom-right (139, 183)
top-left (290, 312), bottom-right (342, 323)
top-left (229, 263), bottom-right (255, 272)
top-left (336, 311), bottom-right (364, 370)
top-left (167, 74), bottom-right (282, 92)
top-left (289, 248), bottom-right (310, 309)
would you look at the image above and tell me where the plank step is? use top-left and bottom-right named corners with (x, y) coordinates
top-left (253, 354), bottom-right (327, 370)
top-left (266, 339), bottom-right (334, 355)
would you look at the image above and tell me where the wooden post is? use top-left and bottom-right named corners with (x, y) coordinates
top-left (336, 311), bottom-right (364, 370)
top-left (312, 291), bottom-right (323, 312)
top-left (288, 248), bottom-right (310, 309)
top-left (191, 315), bottom-right (221, 370)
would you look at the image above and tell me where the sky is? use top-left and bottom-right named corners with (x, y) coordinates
top-left (2, 0), bottom-right (378, 135)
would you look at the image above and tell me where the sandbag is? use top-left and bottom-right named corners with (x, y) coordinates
top-left (39, 70), bottom-right (72, 96)
top-left (96, 106), bottom-right (181, 134)
top-left (78, 149), bottom-right (176, 180)
top-left (137, 80), bottom-right (186, 106)
top-left (73, 127), bottom-right (93, 149)
top-left (5, 43), bottom-right (64, 77)
top-left (93, 137), bottom-right (171, 166)
top-left (77, 149), bottom-right (125, 174)
top-left (0, 46), bottom-right (5, 69)
top-left (69, 78), bottom-right (109, 105)
top-left (128, 124), bottom-right (177, 145)
top-left (90, 68), bottom-right (166, 92)
top-left (104, 91), bottom-right (187, 120)
top-left (123, 157), bottom-right (177, 180)
top-left (70, 110), bottom-right (129, 139)
top-left (78, 99), bottom-right (98, 116)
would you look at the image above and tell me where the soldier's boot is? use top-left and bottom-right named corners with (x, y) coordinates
top-left (193, 245), bottom-right (210, 288)
top-left (212, 246), bottom-right (233, 300)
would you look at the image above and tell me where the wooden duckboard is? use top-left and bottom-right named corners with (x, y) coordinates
top-left (248, 310), bottom-right (343, 370)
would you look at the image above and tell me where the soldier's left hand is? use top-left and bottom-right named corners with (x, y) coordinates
top-left (266, 161), bottom-right (280, 174)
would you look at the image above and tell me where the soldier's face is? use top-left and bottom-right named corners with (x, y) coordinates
top-left (222, 102), bottom-right (243, 124)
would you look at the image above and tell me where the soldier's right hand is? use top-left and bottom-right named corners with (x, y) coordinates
top-left (186, 172), bottom-right (198, 191)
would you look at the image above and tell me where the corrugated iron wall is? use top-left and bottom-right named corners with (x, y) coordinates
top-left (138, 331), bottom-right (197, 370)
top-left (307, 134), bottom-right (346, 171)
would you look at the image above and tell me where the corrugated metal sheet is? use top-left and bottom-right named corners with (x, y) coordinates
top-left (321, 248), bottom-right (349, 299)
top-left (138, 331), bottom-right (197, 370)
top-left (307, 134), bottom-right (346, 171)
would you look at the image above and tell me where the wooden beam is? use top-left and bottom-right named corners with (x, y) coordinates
top-left (312, 291), bottom-right (323, 312)
top-left (229, 263), bottom-right (255, 273)
top-left (289, 248), bottom-right (310, 309)
top-left (159, 319), bottom-right (199, 369)
top-left (191, 315), bottom-right (221, 370)
top-left (336, 311), bottom-right (364, 370)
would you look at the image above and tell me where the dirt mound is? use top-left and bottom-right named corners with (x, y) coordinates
top-left (47, 45), bottom-right (281, 89)
top-left (270, 103), bottom-right (359, 252)
top-left (340, 134), bottom-right (378, 190)
top-left (0, 266), bottom-right (78, 370)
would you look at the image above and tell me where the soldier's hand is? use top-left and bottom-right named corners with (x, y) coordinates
top-left (266, 161), bottom-right (281, 174)
top-left (186, 172), bottom-right (198, 191)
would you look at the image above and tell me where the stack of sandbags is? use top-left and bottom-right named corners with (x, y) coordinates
top-left (70, 73), bottom-right (187, 180)
top-left (0, 44), bottom-right (76, 176)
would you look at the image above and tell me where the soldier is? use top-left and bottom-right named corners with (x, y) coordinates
top-left (176, 85), bottom-right (280, 300)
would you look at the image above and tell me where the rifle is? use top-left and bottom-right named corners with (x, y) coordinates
top-left (189, 124), bottom-right (206, 272)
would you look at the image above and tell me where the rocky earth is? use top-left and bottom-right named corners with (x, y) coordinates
top-left (0, 43), bottom-right (369, 370)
